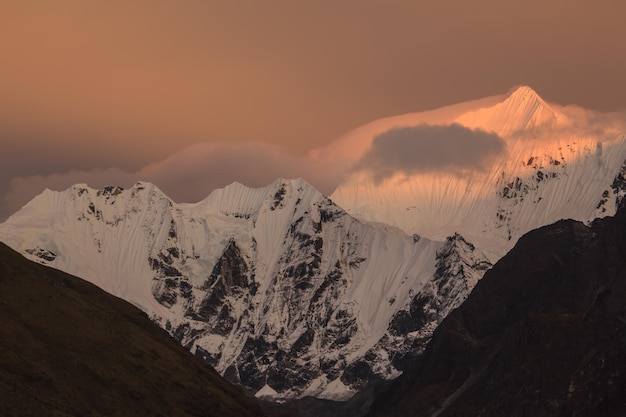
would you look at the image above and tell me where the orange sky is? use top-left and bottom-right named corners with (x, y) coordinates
top-left (1, 0), bottom-right (626, 219)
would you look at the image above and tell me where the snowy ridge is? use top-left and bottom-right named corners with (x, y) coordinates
top-left (190, 178), bottom-right (320, 218)
top-left (0, 178), bottom-right (481, 400)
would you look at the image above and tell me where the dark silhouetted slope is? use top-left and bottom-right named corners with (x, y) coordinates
top-left (0, 242), bottom-right (263, 417)
top-left (367, 207), bottom-right (626, 416)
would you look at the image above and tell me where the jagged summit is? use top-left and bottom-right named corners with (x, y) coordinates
top-left (19, 181), bottom-right (171, 214)
top-left (456, 85), bottom-right (568, 136)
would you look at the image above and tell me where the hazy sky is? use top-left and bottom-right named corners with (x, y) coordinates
top-left (1, 0), bottom-right (626, 220)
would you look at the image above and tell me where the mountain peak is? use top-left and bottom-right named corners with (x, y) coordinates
top-left (505, 85), bottom-right (543, 103)
top-left (270, 177), bottom-right (312, 190)
top-left (501, 85), bottom-right (552, 116)
top-left (455, 85), bottom-right (568, 136)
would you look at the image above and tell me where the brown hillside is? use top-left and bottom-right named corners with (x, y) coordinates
top-left (0, 242), bottom-right (264, 417)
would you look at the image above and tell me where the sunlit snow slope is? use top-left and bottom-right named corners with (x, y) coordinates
top-left (331, 86), bottom-right (626, 260)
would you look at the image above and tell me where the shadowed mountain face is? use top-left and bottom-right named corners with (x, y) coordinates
top-left (367, 207), bottom-right (626, 416)
top-left (0, 242), bottom-right (263, 417)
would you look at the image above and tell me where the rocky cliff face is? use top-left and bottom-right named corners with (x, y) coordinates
top-left (362, 234), bottom-right (492, 377)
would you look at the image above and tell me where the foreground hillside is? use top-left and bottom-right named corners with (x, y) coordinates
top-left (367, 205), bottom-right (626, 416)
top-left (0, 242), bottom-right (263, 417)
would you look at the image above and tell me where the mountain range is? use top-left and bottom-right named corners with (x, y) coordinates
top-left (1, 86), bottom-right (625, 402)
top-left (3, 201), bottom-right (625, 416)
top-left (0, 179), bottom-right (475, 400)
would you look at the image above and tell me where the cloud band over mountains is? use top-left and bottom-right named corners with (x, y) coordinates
top-left (353, 124), bottom-right (506, 181)
top-left (1, 142), bottom-right (349, 221)
top-left (2, 124), bottom-right (506, 219)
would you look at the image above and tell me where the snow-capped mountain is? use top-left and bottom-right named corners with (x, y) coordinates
top-left (0, 178), bottom-right (488, 400)
top-left (1, 85), bottom-right (624, 402)
top-left (330, 86), bottom-right (626, 261)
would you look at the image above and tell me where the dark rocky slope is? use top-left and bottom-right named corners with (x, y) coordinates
top-left (367, 207), bottom-right (626, 416)
top-left (0, 242), bottom-right (264, 417)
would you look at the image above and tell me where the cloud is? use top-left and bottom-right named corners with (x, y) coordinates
top-left (565, 107), bottom-right (626, 139)
top-left (354, 124), bottom-right (506, 181)
top-left (1, 141), bottom-right (349, 221)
